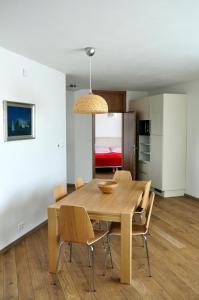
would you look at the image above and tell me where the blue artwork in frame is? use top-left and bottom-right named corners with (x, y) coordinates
top-left (4, 101), bottom-right (35, 141)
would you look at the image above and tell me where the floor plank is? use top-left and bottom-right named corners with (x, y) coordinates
top-left (15, 240), bottom-right (34, 300)
top-left (3, 248), bottom-right (18, 300)
top-left (1, 195), bottom-right (199, 299)
top-left (0, 254), bottom-right (4, 300)
top-left (26, 233), bottom-right (51, 300)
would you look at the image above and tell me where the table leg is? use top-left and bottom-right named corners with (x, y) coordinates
top-left (48, 207), bottom-right (58, 273)
top-left (120, 213), bottom-right (132, 284)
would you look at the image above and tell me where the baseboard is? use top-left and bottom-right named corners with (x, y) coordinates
top-left (152, 187), bottom-right (185, 197)
top-left (184, 193), bottom-right (199, 200)
top-left (0, 219), bottom-right (47, 254)
top-left (162, 190), bottom-right (185, 197)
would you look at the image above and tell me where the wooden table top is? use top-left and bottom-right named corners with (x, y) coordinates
top-left (49, 179), bottom-right (146, 218)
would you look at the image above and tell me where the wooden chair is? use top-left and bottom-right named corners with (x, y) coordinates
top-left (75, 177), bottom-right (85, 190)
top-left (75, 177), bottom-right (100, 229)
top-left (56, 205), bottom-right (113, 292)
top-left (134, 180), bottom-right (151, 223)
top-left (109, 192), bottom-right (155, 277)
top-left (113, 170), bottom-right (132, 182)
top-left (53, 184), bottom-right (67, 202)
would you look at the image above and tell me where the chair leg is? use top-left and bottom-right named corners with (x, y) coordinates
top-left (107, 236), bottom-right (114, 269)
top-left (56, 241), bottom-right (64, 273)
top-left (143, 235), bottom-right (152, 277)
top-left (102, 222), bottom-right (110, 248)
top-left (69, 242), bottom-right (72, 262)
top-left (106, 221), bottom-right (110, 231)
top-left (103, 242), bottom-right (108, 276)
top-left (89, 245), bottom-right (96, 292)
top-left (87, 245), bottom-right (91, 267)
top-left (103, 235), bottom-right (113, 276)
top-left (141, 235), bottom-right (145, 247)
top-left (102, 236), bottom-right (106, 249)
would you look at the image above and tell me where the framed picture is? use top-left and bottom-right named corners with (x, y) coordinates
top-left (4, 101), bottom-right (35, 141)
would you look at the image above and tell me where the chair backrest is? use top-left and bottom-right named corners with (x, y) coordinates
top-left (113, 170), bottom-right (132, 182)
top-left (141, 180), bottom-right (151, 209)
top-left (59, 205), bottom-right (94, 244)
top-left (75, 177), bottom-right (85, 190)
top-left (145, 192), bottom-right (155, 231)
top-left (53, 184), bottom-right (67, 202)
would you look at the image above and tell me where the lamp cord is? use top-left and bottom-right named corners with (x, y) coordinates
top-left (89, 56), bottom-right (92, 94)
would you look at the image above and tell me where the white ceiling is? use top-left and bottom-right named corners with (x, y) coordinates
top-left (1, 0), bottom-right (199, 90)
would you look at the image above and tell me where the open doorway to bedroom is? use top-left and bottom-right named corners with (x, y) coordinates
top-left (94, 113), bottom-right (123, 179)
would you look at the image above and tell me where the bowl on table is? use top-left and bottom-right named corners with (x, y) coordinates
top-left (98, 181), bottom-right (118, 194)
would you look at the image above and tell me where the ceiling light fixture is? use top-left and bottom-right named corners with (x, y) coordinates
top-left (73, 47), bottom-right (108, 114)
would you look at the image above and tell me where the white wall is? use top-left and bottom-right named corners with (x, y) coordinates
top-left (126, 90), bottom-right (148, 111)
top-left (149, 80), bottom-right (199, 198)
top-left (0, 47), bottom-right (66, 250)
top-left (66, 91), bottom-right (75, 184)
top-left (66, 89), bottom-right (92, 184)
top-left (95, 113), bottom-right (122, 138)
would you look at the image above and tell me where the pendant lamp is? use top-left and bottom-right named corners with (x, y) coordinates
top-left (74, 47), bottom-right (108, 114)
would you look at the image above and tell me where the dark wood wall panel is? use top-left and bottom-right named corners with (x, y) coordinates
top-left (93, 90), bottom-right (126, 112)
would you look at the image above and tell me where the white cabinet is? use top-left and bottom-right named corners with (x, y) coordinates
top-left (149, 95), bottom-right (164, 135)
top-left (138, 160), bottom-right (151, 181)
top-left (132, 93), bottom-right (187, 197)
top-left (162, 94), bottom-right (187, 192)
top-left (131, 98), bottom-right (149, 120)
top-left (138, 135), bottom-right (150, 162)
top-left (150, 135), bottom-right (163, 190)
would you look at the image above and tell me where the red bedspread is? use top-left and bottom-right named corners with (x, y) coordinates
top-left (95, 152), bottom-right (122, 167)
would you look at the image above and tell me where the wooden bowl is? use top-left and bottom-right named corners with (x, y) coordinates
top-left (98, 181), bottom-right (118, 194)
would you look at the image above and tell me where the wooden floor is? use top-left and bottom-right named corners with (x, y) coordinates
top-left (1, 195), bottom-right (199, 299)
top-left (94, 168), bottom-right (114, 179)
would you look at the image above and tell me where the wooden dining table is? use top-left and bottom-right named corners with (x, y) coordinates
top-left (48, 179), bottom-right (146, 284)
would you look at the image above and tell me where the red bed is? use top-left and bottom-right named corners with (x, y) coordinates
top-left (95, 151), bottom-right (122, 168)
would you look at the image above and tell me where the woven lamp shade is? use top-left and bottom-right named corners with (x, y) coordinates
top-left (74, 93), bottom-right (108, 114)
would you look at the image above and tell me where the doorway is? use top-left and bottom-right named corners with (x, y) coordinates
top-left (94, 113), bottom-right (123, 179)
top-left (92, 112), bottom-right (137, 179)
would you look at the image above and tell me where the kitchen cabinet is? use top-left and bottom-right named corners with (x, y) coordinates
top-left (131, 93), bottom-right (187, 197)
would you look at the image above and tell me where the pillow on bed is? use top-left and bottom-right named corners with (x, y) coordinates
top-left (95, 146), bottom-right (111, 154)
top-left (110, 146), bottom-right (122, 153)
